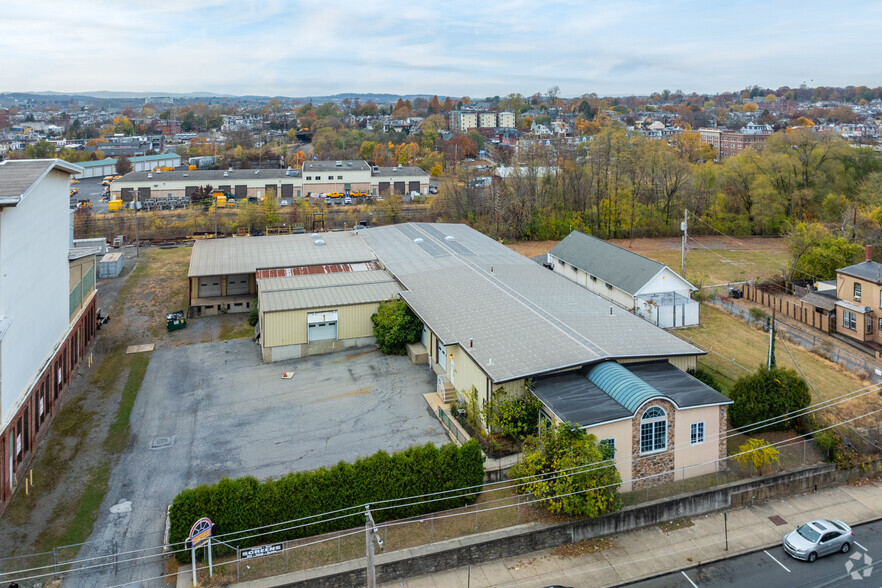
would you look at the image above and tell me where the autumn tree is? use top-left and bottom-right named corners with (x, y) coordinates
top-left (116, 155), bottom-right (133, 175)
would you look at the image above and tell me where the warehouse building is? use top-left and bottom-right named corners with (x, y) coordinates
top-left (112, 160), bottom-right (429, 202)
top-left (0, 160), bottom-right (98, 514)
top-left (73, 153), bottom-right (182, 179)
top-left (186, 223), bottom-right (729, 489)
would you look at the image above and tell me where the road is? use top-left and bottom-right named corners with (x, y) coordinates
top-left (630, 519), bottom-right (882, 588)
top-left (65, 342), bottom-right (448, 587)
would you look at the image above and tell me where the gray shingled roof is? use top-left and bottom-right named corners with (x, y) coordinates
top-left (800, 290), bottom-right (837, 312)
top-left (533, 361), bottom-right (731, 428)
top-left (188, 232), bottom-right (375, 277)
top-left (548, 230), bottom-right (667, 295)
top-left (118, 168), bottom-right (297, 184)
top-left (0, 159), bottom-right (82, 205)
top-left (360, 223), bottom-right (701, 383)
top-left (838, 260), bottom-right (882, 285)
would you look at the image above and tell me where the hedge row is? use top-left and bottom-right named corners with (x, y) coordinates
top-left (169, 440), bottom-right (484, 562)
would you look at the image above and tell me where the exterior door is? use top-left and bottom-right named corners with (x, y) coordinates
top-left (226, 274), bottom-right (249, 295)
top-left (437, 342), bottom-right (447, 370)
top-left (198, 278), bottom-right (221, 297)
top-left (307, 311), bottom-right (338, 342)
top-left (448, 356), bottom-right (455, 386)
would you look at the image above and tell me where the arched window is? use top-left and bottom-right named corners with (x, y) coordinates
top-left (640, 406), bottom-right (667, 453)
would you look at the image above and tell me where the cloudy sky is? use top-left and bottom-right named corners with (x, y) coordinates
top-left (3, 0), bottom-right (881, 98)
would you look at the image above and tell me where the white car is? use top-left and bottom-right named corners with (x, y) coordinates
top-left (280, 199), bottom-right (289, 207)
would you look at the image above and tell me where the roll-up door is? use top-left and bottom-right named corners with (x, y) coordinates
top-left (185, 186), bottom-right (199, 199)
top-left (137, 187), bottom-right (151, 201)
top-left (393, 181), bottom-right (405, 194)
top-left (226, 274), bottom-right (249, 295)
top-left (198, 277), bottom-right (222, 297)
top-left (408, 181), bottom-right (420, 193)
top-left (281, 184), bottom-right (294, 198)
top-left (437, 341), bottom-right (447, 370)
top-left (307, 310), bottom-right (338, 342)
top-left (218, 185), bottom-right (231, 195)
top-left (378, 182), bottom-right (390, 195)
top-left (235, 185), bottom-right (247, 198)
top-left (120, 188), bottom-right (135, 202)
top-left (265, 184), bottom-right (276, 198)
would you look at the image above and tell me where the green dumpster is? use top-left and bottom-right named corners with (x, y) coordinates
top-left (167, 310), bottom-right (187, 332)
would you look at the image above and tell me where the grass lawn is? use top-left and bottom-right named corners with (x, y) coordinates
top-left (678, 305), bottom-right (878, 418)
top-left (650, 248), bottom-right (789, 286)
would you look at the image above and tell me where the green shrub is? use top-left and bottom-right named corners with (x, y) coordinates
top-left (748, 307), bottom-right (769, 323)
top-left (169, 440), bottom-right (484, 562)
top-left (370, 298), bottom-right (423, 354)
top-left (247, 299), bottom-right (259, 327)
top-left (728, 366), bottom-right (811, 430)
top-left (483, 387), bottom-right (541, 439)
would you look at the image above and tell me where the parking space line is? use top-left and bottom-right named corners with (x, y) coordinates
top-left (681, 570), bottom-right (699, 587)
top-left (855, 540), bottom-right (868, 551)
top-left (764, 550), bottom-right (791, 573)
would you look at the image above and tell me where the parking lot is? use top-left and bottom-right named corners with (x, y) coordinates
top-left (76, 340), bottom-right (449, 586)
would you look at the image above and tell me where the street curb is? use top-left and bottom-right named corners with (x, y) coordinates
top-left (616, 513), bottom-right (882, 586)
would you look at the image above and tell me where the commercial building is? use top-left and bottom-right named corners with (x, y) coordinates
top-left (450, 111), bottom-right (478, 132)
top-left (699, 124), bottom-right (773, 159)
top-left (73, 153), bottom-right (182, 179)
top-left (186, 223), bottom-right (729, 489)
top-left (111, 160), bottom-right (428, 202)
top-left (451, 111), bottom-right (515, 132)
top-left (0, 160), bottom-right (98, 514)
top-left (548, 231), bottom-right (699, 327)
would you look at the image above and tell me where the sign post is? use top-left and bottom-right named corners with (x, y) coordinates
top-left (188, 517), bottom-right (214, 587)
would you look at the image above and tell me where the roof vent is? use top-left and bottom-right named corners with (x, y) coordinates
top-left (147, 173), bottom-right (152, 179)
top-left (414, 237), bottom-right (424, 244)
top-left (347, 161), bottom-right (353, 166)
top-left (314, 239), bottom-right (326, 246)
top-left (310, 233), bottom-right (321, 238)
top-left (254, 170), bottom-right (260, 175)
top-left (223, 171), bottom-right (229, 177)
top-left (183, 173), bottom-right (188, 177)
top-left (335, 160), bottom-right (342, 167)
top-left (392, 167), bottom-right (397, 172)
top-left (444, 235), bottom-right (455, 241)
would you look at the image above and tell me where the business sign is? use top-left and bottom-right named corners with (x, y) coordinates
top-left (189, 517), bottom-right (213, 548)
top-left (240, 543), bottom-right (283, 560)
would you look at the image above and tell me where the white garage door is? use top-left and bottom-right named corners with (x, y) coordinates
top-left (199, 278), bottom-right (222, 297)
top-left (226, 274), bottom-right (250, 295)
top-left (307, 310), bottom-right (338, 342)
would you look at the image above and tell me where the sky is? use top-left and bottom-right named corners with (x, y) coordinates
top-left (2, 0), bottom-right (882, 98)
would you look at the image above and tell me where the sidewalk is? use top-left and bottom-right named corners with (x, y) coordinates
top-left (379, 480), bottom-right (882, 588)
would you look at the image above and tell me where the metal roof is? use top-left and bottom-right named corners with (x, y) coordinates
top-left (188, 232), bottom-right (376, 277)
top-left (837, 260), bottom-right (882, 285)
top-left (360, 223), bottom-right (701, 383)
top-left (118, 167), bottom-right (294, 183)
top-left (0, 159), bottom-right (82, 206)
top-left (588, 362), bottom-right (663, 413)
top-left (257, 270), bottom-right (396, 293)
top-left (532, 361), bottom-right (731, 428)
top-left (374, 166), bottom-right (429, 177)
top-left (259, 280), bottom-right (400, 313)
top-left (800, 290), bottom-right (836, 312)
top-left (303, 160), bottom-right (371, 172)
top-left (548, 230), bottom-right (673, 295)
top-left (77, 154), bottom-right (180, 169)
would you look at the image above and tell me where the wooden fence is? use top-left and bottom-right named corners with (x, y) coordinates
top-left (741, 284), bottom-right (832, 333)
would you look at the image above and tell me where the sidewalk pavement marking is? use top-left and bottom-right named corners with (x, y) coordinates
top-left (681, 570), bottom-right (699, 587)
top-left (764, 550), bottom-right (791, 572)
top-left (855, 540), bottom-right (868, 551)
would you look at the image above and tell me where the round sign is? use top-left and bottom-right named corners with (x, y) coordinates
top-left (189, 517), bottom-right (213, 548)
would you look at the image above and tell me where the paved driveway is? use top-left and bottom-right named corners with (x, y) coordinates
top-left (73, 340), bottom-right (447, 587)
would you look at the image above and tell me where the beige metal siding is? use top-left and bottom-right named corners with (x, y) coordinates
top-left (263, 302), bottom-right (379, 348)
top-left (617, 355), bottom-right (697, 372)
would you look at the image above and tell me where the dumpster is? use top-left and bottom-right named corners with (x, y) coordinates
top-left (166, 310), bottom-right (187, 332)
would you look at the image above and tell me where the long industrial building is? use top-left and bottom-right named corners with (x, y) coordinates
top-left (111, 160), bottom-right (429, 202)
top-left (0, 160), bottom-right (98, 514)
top-left (187, 223), bottom-right (729, 490)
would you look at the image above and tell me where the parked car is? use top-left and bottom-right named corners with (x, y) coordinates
top-left (783, 519), bottom-right (853, 562)
top-left (280, 199), bottom-right (289, 207)
top-left (428, 186), bottom-right (438, 194)
top-left (343, 196), bottom-right (351, 205)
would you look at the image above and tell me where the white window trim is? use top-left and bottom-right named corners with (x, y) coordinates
top-left (640, 407), bottom-right (668, 454)
top-left (690, 422), bottom-right (705, 445)
top-left (599, 438), bottom-right (616, 458)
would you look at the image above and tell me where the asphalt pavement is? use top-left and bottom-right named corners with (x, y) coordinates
top-left (633, 519), bottom-right (882, 588)
top-left (68, 341), bottom-right (448, 587)
top-left (72, 175), bottom-right (109, 212)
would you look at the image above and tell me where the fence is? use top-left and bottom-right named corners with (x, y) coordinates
top-left (437, 406), bottom-right (470, 445)
top-left (741, 283), bottom-right (831, 332)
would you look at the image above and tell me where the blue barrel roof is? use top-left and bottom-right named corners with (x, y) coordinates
top-left (588, 362), bottom-right (662, 413)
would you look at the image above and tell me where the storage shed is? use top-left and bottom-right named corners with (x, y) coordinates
top-left (98, 252), bottom-right (124, 279)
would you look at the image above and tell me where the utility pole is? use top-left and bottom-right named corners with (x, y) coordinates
top-left (681, 209), bottom-right (688, 275)
top-left (134, 209), bottom-right (140, 257)
top-left (364, 505), bottom-right (383, 588)
top-left (767, 305), bottom-right (776, 369)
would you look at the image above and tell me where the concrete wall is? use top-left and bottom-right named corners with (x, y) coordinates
top-left (266, 463), bottom-right (845, 588)
top-left (262, 335), bottom-right (376, 362)
top-left (0, 167), bottom-right (71, 429)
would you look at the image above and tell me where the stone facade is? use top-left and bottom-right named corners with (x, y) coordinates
top-left (719, 405), bottom-right (729, 471)
top-left (631, 399), bottom-right (676, 490)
